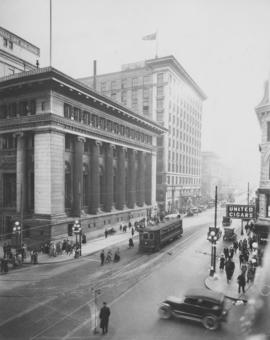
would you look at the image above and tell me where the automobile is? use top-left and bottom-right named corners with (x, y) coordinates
top-left (222, 216), bottom-right (232, 227)
top-left (158, 289), bottom-right (228, 330)
top-left (186, 209), bottom-right (194, 217)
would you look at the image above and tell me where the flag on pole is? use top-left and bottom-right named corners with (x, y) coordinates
top-left (142, 32), bottom-right (157, 40)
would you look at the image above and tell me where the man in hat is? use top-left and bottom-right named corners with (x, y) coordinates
top-left (99, 302), bottom-right (111, 334)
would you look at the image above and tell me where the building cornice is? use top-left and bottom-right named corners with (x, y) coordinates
top-left (0, 26), bottom-right (40, 56)
top-left (0, 67), bottom-right (167, 135)
top-left (146, 55), bottom-right (207, 100)
top-left (0, 113), bottom-right (156, 153)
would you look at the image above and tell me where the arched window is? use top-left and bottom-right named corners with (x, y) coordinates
top-left (65, 161), bottom-right (72, 209)
top-left (99, 166), bottom-right (105, 208)
top-left (113, 167), bottom-right (117, 204)
top-left (83, 164), bottom-right (89, 207)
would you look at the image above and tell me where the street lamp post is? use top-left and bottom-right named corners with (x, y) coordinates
top-left (72, 220), bottom-right (82, 257)
top-left (13, 221), bottom-right (21, 253)
top-left (208, 230), bottom-right (217, 276)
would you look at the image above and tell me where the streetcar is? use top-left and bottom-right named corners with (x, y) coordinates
top-left (139, 217), bottom-right (183, 252)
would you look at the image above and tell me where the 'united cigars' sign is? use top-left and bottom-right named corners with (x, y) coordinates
top-left (226, 204), bottom-right (255, 219)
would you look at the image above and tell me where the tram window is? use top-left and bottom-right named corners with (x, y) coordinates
top-left (149, 233), bottom-right (154, 239)
top-left (143, 233), bottom-right (148, 239)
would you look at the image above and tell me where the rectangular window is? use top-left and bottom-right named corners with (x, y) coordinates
top-left (267, 122), bottom-right (270, 141)
top-left (143, 75), bottom-right (151, 84)
top-left (143, 103), bottom-right (149, 115)
top-left (111, 80), bottom-right (117, 90)
top-left (157, 86), bottom-right (164, 97)
top-left (157, 99), bottom-right (164, 110)
top-left (64, 103), bottom-right (72, 118)
top-left (121, 78), bottom-right (127, 89)
top-left (132, 89), bottom-right (137, 101)
top-left (132, 78), bottom-right (138, 87)
top-left (100, 82), bottom-right (106, 92)
top-left (3, 38), bottom-right (7, 47)
top-left (65, 135), bottom-right (72, 150)
top-left (121, 91), bottom-right (127, 104)
top-left (157, 73), bottom-right (164, 84)
top-left (2, 134), bottom-right (15, 149)
top-left (143, 88), bottom-right (149, 99)
top-left (9, 41), bottom-right (13, 49)
top-left (30, 100), bottom-right (36, 115)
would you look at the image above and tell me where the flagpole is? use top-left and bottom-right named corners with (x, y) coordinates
top-left (155, 30), bottom-right (158, 58)
top-left (50, 0), bottom-right (52, 67)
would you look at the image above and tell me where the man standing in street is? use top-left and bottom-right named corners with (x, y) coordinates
top-left (100, 250), bottom-right (105, 266)
top-left (99, 302), bottom-right (111, 334)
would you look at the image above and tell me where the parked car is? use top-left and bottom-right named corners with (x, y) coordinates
top-left (158, 289), bottom-right (228, 330)
top-left (222, 216), bottom-right (231, 227)
top-left (186, 209), bottom-right (194, 217)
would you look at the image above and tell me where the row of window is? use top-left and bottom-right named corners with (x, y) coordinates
top-left (100, 73), bottom-right (162, 92)
top-left (166, 175), bottom-right (200, 186)
top-left (64, 103), bottom-right (152, 145)
top-left (0, 100), bottom-right (36, 119)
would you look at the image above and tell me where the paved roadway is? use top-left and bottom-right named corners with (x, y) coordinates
top-left (0, 207), bottom-right (247, 340)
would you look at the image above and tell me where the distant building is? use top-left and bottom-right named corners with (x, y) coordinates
top-left (0, 67), bottom-right (165, 244)
top-left (201, 151), bottom-right (235, 202)
top-left (255, 80), bottom-right (270, 227)
top-left (79, 55), bottom-right (206, 212)
top-left (0, 26), bottom-right (40, 77)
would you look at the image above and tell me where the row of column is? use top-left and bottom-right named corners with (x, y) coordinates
top-left (73, 138), bottom-right (153, 216)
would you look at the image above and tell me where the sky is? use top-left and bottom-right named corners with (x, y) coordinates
top-left (1, 0), bottom-right (270, 191)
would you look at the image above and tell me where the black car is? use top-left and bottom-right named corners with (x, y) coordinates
top-left (158, 289), bottom-right (228, 330)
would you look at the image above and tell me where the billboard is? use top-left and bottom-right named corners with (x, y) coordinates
top-left (226, 204), bottom-right (256, 219)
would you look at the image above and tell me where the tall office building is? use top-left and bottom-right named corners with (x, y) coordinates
top-left (0, 26), bottom-right (39, 77)
top-left (79, 55), bottom-right (206, 212)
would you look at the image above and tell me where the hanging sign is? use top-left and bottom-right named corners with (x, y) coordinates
top-left (226, 204), bottom-right (256, 219)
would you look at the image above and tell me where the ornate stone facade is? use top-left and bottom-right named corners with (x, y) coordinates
top-left (0, 67), bottom-right (165, 243)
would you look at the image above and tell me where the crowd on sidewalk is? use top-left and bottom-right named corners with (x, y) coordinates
top-left (217, 224), bottom-right (262, 295)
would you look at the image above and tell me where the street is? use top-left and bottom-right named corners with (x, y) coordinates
top-left (0, 208), bottom-right (247, 340)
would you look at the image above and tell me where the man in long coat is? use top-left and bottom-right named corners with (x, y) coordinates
top-left (99, 302), bottom-right (111, 334)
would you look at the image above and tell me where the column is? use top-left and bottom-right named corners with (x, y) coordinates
top-left (104, 143), bottom-right (113, 212)
top-left (89, 140), bottom-right (101, 214)
top-left (127, 149), bottom-right (136, 209)
top-left (15, 132), bottom-right (26, 213)
top-left (137, 151), bottom-right (145, 207)
top-left (145, 152), bottom-right (152, 205)
top-left (116, 146), bottom-right (125, 210)
top-left (34, 132), bottom-right (65, 215)
top-left (73, 136), bottom-right (85, 217)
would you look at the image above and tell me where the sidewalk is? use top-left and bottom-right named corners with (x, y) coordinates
top-left (0, 224), bottom-right (137, 268)
top-left (205, 241), bottom-right (261, 302)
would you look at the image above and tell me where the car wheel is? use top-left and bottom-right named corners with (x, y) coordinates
top-left (202, 315), bottom-right (219, 330)
top-left (158, 306), bottom-right (172, 319)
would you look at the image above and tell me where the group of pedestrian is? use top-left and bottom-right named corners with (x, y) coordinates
top-left (219, 235), bottom-right (258, 294)
top-left (100, 248), bottom-right (121, 265)
top-left (1, 243), bottom-right (28, 274)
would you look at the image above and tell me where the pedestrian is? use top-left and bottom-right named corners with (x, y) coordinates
top-left (225, 258), bottom-right (235, 284)
top-left (131, 227), bottom-right (135, 237)
top-left (247, 261), bottom-right (256, 284)
top-left (100, 250), bottom-right (105, 266)
top-left (119, 224), bottom-right (122, 232)
top-left (128, 221), bottom-right (132, 229)
top-left (239, 252), bottom-right (244, 267)
top-left (104, 229), bottom-right (108, 239)
top-left (238, 240), bottom-right (243, 253)
top-left (99, 302), bottom-right (111, 335)
top-left (229, 247), bottom-right (234, 259)
top-left (224, 247), bottom-right (229, 260)
top-left (114, 248), bottom-right (120, 262)
top-left (233, 240), bottom-right (238, 253)
top-left (219, 254), bottom-right (225, 271)
top-left (129, 238), bottom-right (134, 248)
top-left (237, 272), bottom-right (246, 294)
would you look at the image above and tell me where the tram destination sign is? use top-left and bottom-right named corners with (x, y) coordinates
top-left (226, 204), bottom-right (256, 219)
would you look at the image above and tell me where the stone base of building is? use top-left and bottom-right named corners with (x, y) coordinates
top-left (0, 206), bottom-right (151, 247)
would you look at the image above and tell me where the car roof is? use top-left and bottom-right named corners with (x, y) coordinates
top-left (184, 289), bottom-right (224, 303)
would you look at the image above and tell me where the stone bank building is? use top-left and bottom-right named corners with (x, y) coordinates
top-left (0, 67), bottom-right (165, 243)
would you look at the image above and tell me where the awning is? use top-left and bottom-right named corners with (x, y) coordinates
top-left (254, 219), bottom-right (270, 233)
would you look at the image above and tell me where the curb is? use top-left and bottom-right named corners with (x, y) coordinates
top-left (204, 276), bottom-right (248, 303)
